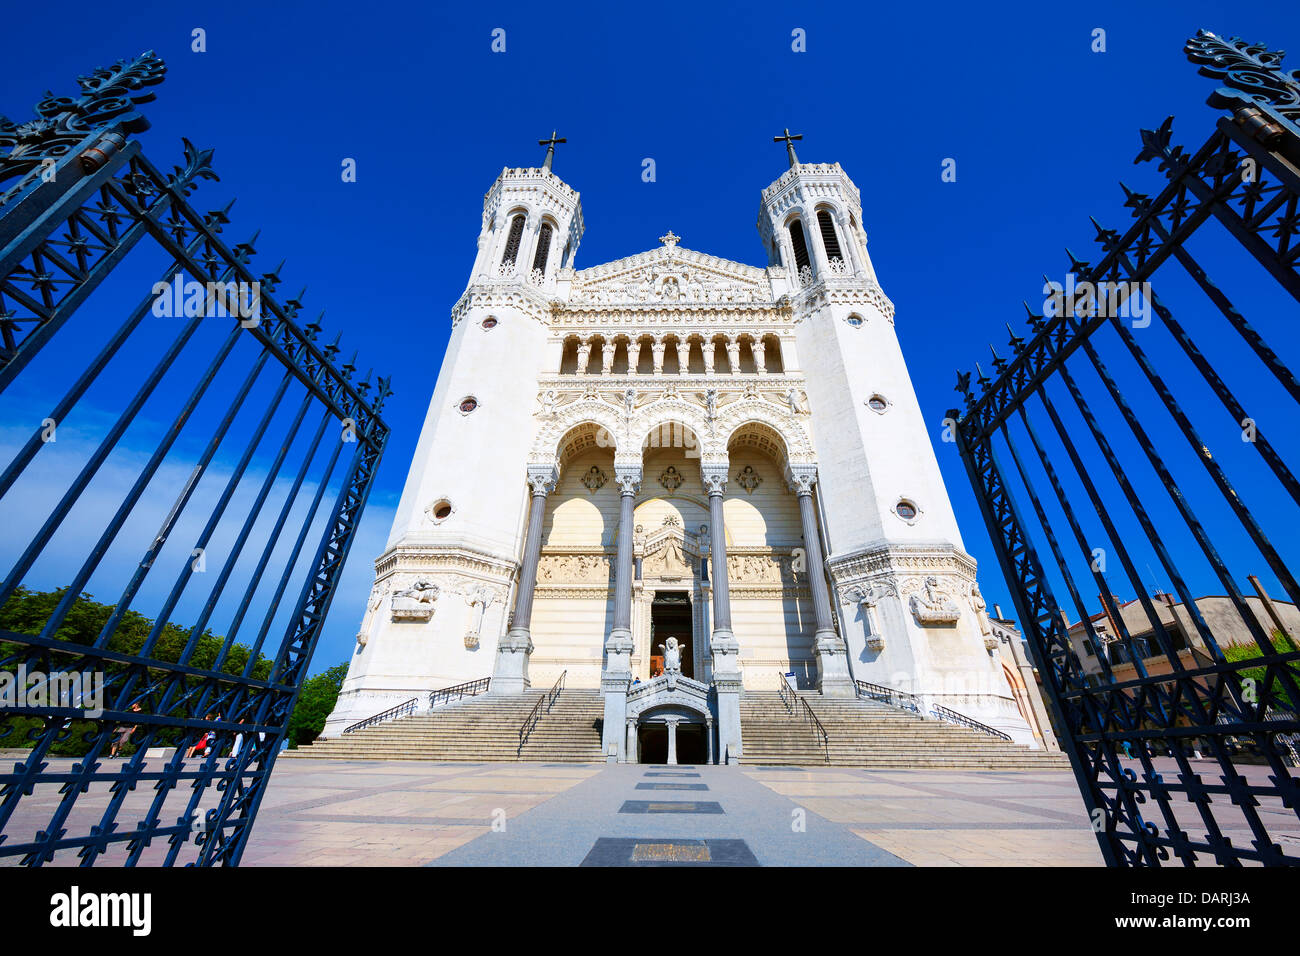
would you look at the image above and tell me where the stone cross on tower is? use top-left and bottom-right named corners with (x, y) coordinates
top-left (659, 230), bottom-right (680, 249)
top-left (773, 128), bottom-right (802, 168)
top-left (539, 130), bottom-right (566, 171)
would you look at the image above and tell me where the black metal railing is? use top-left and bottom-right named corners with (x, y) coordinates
top-left (429, 676), bottom-right (490, 709)
top-left (775, 673), bottom-right (796, 714)
top-left (856, 680), bottom-right (923, 715)
top-left (929, 704), bottom-right (1013, 742)
top-left (779, 678), bottom-right (829, 762)
top-left (342, 697), bottom-right (418, 735)
top-left (518, 670), bottom-right (565, 755)
top-left (0, 53), bottom-right (390, 867)
top-left (948, 32), bottom-right (1300, 866)
top-left (855, 681), bottom-right (1012, 741)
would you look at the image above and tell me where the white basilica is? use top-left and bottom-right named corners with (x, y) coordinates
top-left (321, 135), bottom-right (1043, 762)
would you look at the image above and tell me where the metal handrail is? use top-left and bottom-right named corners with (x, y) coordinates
top-left (855, 680), bottom-right (1012, 742)
top-left (775, 673), bottom-right (796, 714)
top-left (857, 680), bottom-right (924, 715)
top-left (429, 676), bottom-right (490, 709)
top-left (778, 677), bottom-right (828, 761)
top-left (343, 697), bottom-right (417, 735)
top-left (518, 670), bottom-right (566, 755)
top-left (929, 703), bottom-right (1012, 742)
top-left (796, 693), bottom-right (830, 762)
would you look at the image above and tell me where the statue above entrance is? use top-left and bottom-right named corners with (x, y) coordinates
top-left (658, 636), bottom-right (687, 681)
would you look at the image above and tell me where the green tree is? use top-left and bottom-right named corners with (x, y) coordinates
top-left (1, 585), bottom-right (275, 755)
top-left (1223, 630), bottom-right (1298, 711)
top-left (286, 662), bottom-right (349, 747)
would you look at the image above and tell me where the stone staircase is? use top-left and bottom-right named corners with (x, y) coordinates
top-left (289, 687), bottom-right (1068, 769)
top-left (740, 691), bottom-right (1070, 770)
top-left (287, 688), bottom-right (605, 762)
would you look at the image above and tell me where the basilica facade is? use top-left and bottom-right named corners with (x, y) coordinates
top-left (321, 141), bottom-right (1040, 761)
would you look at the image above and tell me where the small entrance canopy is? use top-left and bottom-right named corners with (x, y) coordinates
top-left (625, 674), bottom-right (715, 764)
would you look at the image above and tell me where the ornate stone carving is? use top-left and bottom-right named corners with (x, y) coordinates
top-left (464, 585), bottom-right (496, 649)
top-left (644, 537), bottom-right (690, 578)
top-left (786, 464), bottom-right (817, 496)
top-left (701, 464), bottom-right (727, 496)
top-left (356, 581), bottom-right (391, 646)
top-left (526, 464), bottom-right (559, 496)
top-left (659, 466), bottom-right (684, 491)
top-left (658, 636), bottom-right (687, 689)
top-left (582, 465), bottom-right (607, 493)
top-left (537, 553), bottom-right (612, 584)
top-left (390, 580), bottom-right (440, 622)
top-left (735, 464), bottom-right (761, 493)
top-left (614, 465), bottom-right (641, 495)
top-left (909, 576), bottom-right (961, 626)
top-left (970, 583), bottom-right (992, 636)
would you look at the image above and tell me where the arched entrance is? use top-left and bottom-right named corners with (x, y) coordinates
top-left (624, 677), bottom-right (715, 764)
top-left (633, 706), bottom-right (712, 765)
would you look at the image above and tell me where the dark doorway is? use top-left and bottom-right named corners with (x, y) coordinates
top-left (638, 724), bottom-right (668, 763)
top-left (635, 722), bottom-right (708, 764)
top-left (650, 591), bottom-right (693, 678)
top-left (677, 723), bottom-right (708, 764)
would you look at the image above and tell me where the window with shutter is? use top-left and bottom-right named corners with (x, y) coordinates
top-left (501, 215), bottom-right (525, 265)
top-left (817, 209), bottom-right (842, 262)
top-left (789, 220), bottom-right (810, 272)
top-left (532, 222), bottom-right (553, 273)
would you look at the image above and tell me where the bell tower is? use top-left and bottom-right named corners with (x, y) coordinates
top-left (756, 139), bottom-right (1034, 741)
top-left (322, 140), bottom-right (585, 733)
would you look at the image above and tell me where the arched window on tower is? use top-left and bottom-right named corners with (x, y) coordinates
top-left (501, 214), bottom-right (526, 266)
top-left (532, 222), bottom-right (554, 274)
top-left (789, 220), bottom-right (811, 274)
top-left (817, 209), bottom-right (843, 263)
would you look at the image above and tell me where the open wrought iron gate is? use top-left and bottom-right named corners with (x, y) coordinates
top-left (951, 32), bottom-right (1300, 866)
top-left (0, 53), bottom-right (390, 865)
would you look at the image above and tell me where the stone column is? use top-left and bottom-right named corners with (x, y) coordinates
top-left (703, 463), bottom-right (743, 762)
top-left (702, 337), bottom-right (716, 375)
top-left (665, 716), bottom-right (680, 765)
top-left (651, 338), bottom-right (666, 375)
top-left (626, 717), bottom-right (638, 763)
top-left (753, 336), bottom-right (767, 375)
top-left (787, 464), bottom-right (855, 697)
top-left (601, 338), bottom-right (615, 375)
top-left (726, 339), bottom-right (741, 375)
top-left (675, 339), bottom-right (689, 374)
top-left (603, 464), bottom-right (641, 761)
top-left (494, 464), bottom-right (556, 694)
top-left (576, 339), bottom-right (590, 375)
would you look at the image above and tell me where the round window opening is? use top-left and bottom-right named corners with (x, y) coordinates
top-left (868, 395), bottom-right (888, 412)
top-left (481, 316), bottom-right (498, 329)
top-left (433, 502), bottom-right (453, 520)
top-left (846, 314), bottom-right (864, 327)
top-left (459, 397), bottom-right (478, 414)
top-left (896, 500), bottom-right (918, 520)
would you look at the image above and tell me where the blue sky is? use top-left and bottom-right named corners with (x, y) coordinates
top-left (2, 0), bottom-right (1298, 673)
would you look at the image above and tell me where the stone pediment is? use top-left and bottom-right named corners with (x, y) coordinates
top-left (570, 245), bottom-right (771, 306)
top-left (626, 673), bottom-right (712, 719)
top-left (638, 524), bottom-right (703, 580)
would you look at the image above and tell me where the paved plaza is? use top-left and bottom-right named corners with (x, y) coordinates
top-left (241, 759), bottom-right (1105, 866)
top-left (9, 755), bottom-right (1300, 865)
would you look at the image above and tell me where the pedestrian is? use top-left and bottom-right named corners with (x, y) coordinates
top-left (110, 703), bottom-right (142, 758)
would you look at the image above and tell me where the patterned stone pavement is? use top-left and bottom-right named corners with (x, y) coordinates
top-left (8, 756), bottom-right (1296, 865)
top-left (744, 766), bottom-right (1103, 866)
top-left (242, 759), bottom-right (1104, 866)
top-left (0, 756), bottom-right (1142, 866)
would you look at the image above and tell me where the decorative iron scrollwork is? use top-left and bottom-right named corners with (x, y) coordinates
top-left (0, 50), bottom-right (167, 187)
